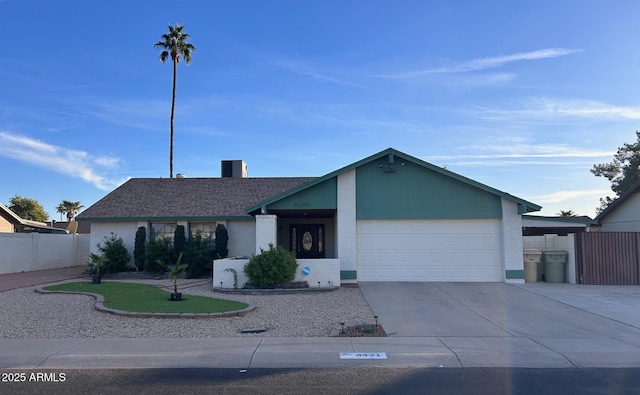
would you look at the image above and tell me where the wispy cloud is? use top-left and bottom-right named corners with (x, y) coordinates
top-left (381, 48), bottom-right (579, 79)
top-left (430, 144), bottom-right (613, 161)
top-left (530, 189), bottom-right (610, 204)
top-left (271, 58), bottom-right (364, 87)
top-left (476, 98), bottom-right (640, 121)
top-left (435, 160), bottom-right (597, 167)
top-left (83, 98), bottom-right (167, 130)
top-left (0, 131), bottom-right (124, 190)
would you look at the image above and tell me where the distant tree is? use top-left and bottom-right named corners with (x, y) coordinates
top-left (557, 210), bottom-right (577, 217)
top-left (55, 200), bottom-right (83, 221)
top-left (8, 195), bottom-right (49, 222)
top-left (592, 131), bottom-right (640, 214)
top-left (154, 24), bottom-right (196, 178)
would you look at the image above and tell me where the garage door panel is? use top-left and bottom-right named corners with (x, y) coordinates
top-left (357, 220), bottom-right (502, 282)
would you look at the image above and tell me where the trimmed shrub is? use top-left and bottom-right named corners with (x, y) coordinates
top-left (133, 226), bottom-right (146, 271)
top-left (214, 224), bottom-right (228, 258)
top-left (145, 237), bottom-right (174, 273)
top-left (183, 232), bottom-right (214, 278)
top-left (243, 243), bottom-right (297, 288)
top-left (174, 225), bottom-right (187, 254)
top-left (97, 233), bottom-right (131, 274)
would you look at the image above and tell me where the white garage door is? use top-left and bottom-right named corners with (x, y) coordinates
top-left (357, 220), bottom-right (502, 282)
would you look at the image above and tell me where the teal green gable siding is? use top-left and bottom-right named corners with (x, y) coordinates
top-left (266, 178), bottom-right (337, 210)
top-left (356, 158), bottom-right (502, 220)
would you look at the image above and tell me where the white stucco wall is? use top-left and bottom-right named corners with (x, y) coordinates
top-left (226, 220), bottom-right (255, 257)
top-left (601, 193), bottom-right (640, 231)
top-left (91, 220), bottom-right (256, 262)
top-left (0, 233), bottom-right (90, 274)
top-left (89, 222), bottom-right (138, 266)
top-left (337, 169), bottom-right (357, 276)
top-left (255, 215), bottom-right (277, 255)
top-left (501, 198), bottom-right (524, 283)
top-left (213, 258), bottom-right (340, 289)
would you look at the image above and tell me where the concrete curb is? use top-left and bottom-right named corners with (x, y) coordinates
top-left (214, 286), bottom-right (340, 295)
top-left (35, 285), bottom-right (256, 319)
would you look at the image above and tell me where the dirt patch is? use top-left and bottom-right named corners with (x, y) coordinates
top-left (337, 323), bottom-right (387, 337)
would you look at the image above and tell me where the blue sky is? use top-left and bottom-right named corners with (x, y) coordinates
top-left (2, 0), bottom-right (639, 220)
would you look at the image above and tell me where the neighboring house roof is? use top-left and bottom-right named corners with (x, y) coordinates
top-left (522, 214), bottom-right (597, 235)
top-left (594, 179), bottom-right (640, 223)
top-left (52, 221), bottom-right (91, 234)
top-left (0, 202), bottom-right (24, 226)
top-left (0, 203), bottom-right (68, 234)
top-left (522, 215), bottom-right (597, 227)
top-left (77, 177), bottom-right (315, 221)
top-left (247, 148), bottom-right (541, 215)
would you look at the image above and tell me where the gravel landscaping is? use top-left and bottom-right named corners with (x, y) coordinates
top-left (0, 279), bottom-right (378, 338)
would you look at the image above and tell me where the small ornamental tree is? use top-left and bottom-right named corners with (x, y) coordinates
top-left (214, 223), bottom-right (229, 258)
top-left (97, 233), bottom-right (131, 274)
top-left (243, 243), bottom-right (297, 288)
top-left (156, 252), bottom-right (188, 295)
top-left (174, 225), bottom-right (187, 254)
top-left (134, 227), bottom-right (146, 271)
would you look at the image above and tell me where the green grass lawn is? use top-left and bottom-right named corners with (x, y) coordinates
top-left (43, 281), bottom-right (249, 314)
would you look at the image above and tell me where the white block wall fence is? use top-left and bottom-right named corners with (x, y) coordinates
top-left (0, 233), bottom-right (90, 275)
top-left (213, 258), bottom-right (340, 289)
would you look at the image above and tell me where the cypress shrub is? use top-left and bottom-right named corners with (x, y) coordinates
top-left (174, 225), bottom-right (187, 255)
top-left (214, 223), bottom-right (228, 258)
top-left (133, 226), bottom-right (146, 271)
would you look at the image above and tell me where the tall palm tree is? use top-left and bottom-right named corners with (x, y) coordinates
top-left (154, 24), bottom-right (196, 178)
top-left (56, 200), bottom-right (84, 221)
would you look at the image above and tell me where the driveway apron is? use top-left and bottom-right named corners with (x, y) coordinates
top-left (0, 266), bottom-right (84, 292)
top-left (359, 282), bottom-right (640, 339)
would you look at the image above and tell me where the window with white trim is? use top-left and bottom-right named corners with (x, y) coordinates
top-left (150, 223), bottom-right (177, 242)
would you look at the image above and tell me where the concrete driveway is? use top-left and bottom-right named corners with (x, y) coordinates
top-left (359, 282), bottom-right (640, 340)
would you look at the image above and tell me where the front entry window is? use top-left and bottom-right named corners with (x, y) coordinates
top-left (290, 224), bottom-right (325, 258)
top-left (302, 231), bottom-right (313, 251)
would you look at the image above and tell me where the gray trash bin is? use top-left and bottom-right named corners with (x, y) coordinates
top-left (523, 249), bottom-right (541, 283)
top-left (543, 250), bottom-right (567, 283)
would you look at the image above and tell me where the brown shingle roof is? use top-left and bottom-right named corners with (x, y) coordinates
top-left (77, 177), bottom-right (315, 220)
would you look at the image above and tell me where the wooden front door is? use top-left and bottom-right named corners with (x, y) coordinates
top-left (290, 224), bottom-right (325, 259)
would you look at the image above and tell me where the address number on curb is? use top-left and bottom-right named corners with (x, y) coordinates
top-left (340, 352), bottom-right (387, 359)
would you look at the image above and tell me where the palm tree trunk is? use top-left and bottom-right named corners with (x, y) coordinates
top-left (170, 60), bottom-right (177, 178)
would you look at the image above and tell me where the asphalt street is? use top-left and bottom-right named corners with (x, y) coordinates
top-left (2, 368), bottom-right (640, 394)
